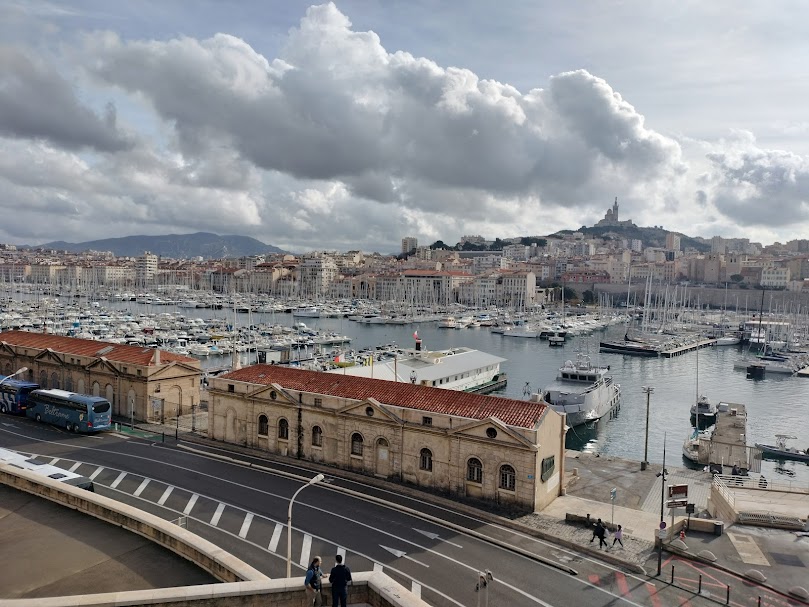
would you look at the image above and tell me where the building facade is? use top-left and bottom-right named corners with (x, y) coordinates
top-left (0, 331), bottom-right (201, 422)
top-left (208, 365), bottom-right (565, 512)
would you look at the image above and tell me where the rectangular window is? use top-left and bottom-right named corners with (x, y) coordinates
top-left (314, 397), bottom-right (322, 407)
top-left (228, 384), bottom-right (235, 393)
top-left (541, 456), bottom-right (556, 482)
top-left (122, 367), bottom-right (127, 374)
top-left (422, 416), bottom-right (432, 426)
top-left (137, 370), bottom-right (142, 376)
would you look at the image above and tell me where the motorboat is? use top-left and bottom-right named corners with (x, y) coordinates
top-left (682, 428), bottom-right (713, 463)
top-left (535, 354), bottom-right (621, 427)
top-left (690, 395), bottom-right (717, 426)
top-left (755, 435), bottom-right (809, 462)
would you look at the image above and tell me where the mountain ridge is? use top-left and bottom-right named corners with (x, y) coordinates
top-left (30, 232), bottom-right (285, 259)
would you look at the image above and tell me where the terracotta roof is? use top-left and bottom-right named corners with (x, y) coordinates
top-left (220, 365), bottom-right (547, 429)
top-left (0, 330), bottom-right (197, 366)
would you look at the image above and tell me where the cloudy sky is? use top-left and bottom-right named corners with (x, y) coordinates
top-left (2, 1), bottom-right (808, 253)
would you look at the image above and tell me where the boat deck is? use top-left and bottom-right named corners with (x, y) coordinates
top-left (660, 338), bottom-right (717, 357)
top-left (697, 403), bottom-right (751, 469)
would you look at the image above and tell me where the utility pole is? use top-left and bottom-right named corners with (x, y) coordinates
top-left (641, 386), bottom-right (654, 470)
top-left (657, 432), bottom-right (668, 576)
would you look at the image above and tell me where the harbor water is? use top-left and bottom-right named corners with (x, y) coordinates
top-left (10, 297), bottom-right (809, 484)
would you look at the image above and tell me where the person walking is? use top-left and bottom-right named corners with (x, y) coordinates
top-left (329, 554), bottom-right (353, 607)
top-left (304, 556), bottom-right (323, 607)
top-left (612, 524), bottom-right (624, 549)
top-left (590, 518), bottom-right (604, 543)
top-left (596, 522), bottom-right (608, 549)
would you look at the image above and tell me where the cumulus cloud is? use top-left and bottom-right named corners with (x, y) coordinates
top-left (0, 47), bottom-right (131, 152)
top-left (702, 130), bottom-right (809, 227)
top-left (80, 3), bottom-right (686, 221)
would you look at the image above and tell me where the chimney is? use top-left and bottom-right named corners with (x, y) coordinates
top-left (151, 349), bottom-right (161, 365)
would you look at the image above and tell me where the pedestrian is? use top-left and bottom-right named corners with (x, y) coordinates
top-left (596, 522), bottom-right (608, 549)
top-left (304, 556), bottom-right (323, 607)
top-left (329, 553), bottom-right (353, 607)
top-left (590, 518), bottom-right (603, 543)
top-left (612, 524), bottom-right (624, 549)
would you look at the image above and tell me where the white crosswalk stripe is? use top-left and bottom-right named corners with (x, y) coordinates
top-left (110, 472), bottom-right (127, 489)
top-left (373, 562), bottom-right (383, 573)
top-left (133, 478), bottom-right (151, 497)
top-left (300, 534), bottom-right (312, 567)
top-left (210, 503), bottom-right (225, 526)
top-left (183, 494), bottom-right (199, 515)
top-left (238, 513), bottom-right (253, 538)
top-left (158, 485), bottom-right (174, 505)
top-left (89, 467), bottom-right (104, 480)
top-left (68, 462), bottom-right (81, 473)
top-left (411, 582), bottom-right (422, 598)
top-left (268, 523), bottom-right (283, 553)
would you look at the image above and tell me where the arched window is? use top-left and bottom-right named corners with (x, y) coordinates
top-left (419, 448), bottom-right (433, 472)
top-left (39, 370), bottom-right (48, 389)
top-left (258, 414), bottom-right (269, 436)
top-left (65, 377), bottom-right (74, 392)
top-left (467, 458), bottom-right (483, 483)
top-left (499, 464), bottom-right (516, 491)
top-left (311, 426), bottom-right (323, 447)
top-left (4, 363), bottom-right (11, 375)
top-left (278, 418), bottom-right (289, 440)
top-left (50, 372), bottom-right (59, 390)
top-left (350, 433), bottom-right (363, 456)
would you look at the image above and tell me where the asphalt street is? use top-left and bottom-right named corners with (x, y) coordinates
top-left (0, 415), bottom-right (795, 607)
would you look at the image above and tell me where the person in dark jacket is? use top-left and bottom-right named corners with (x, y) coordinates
top-left (329, 554), bottom-right (352, 607)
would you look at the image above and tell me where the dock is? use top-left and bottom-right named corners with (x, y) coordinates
top-left (696, 403), bottom-right (755, 471)
top-left (660, 338), bottom-right (717, 358)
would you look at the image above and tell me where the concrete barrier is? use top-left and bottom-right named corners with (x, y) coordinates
top-left (0, 463), bottom-right (266, 584)
top-left (0, 572), bottom-right (427, 607)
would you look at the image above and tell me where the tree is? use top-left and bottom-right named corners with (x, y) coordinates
top-left (488, 238), bottom-right (506, 251)
top-left (563, 286), bottom-right (578, 301)
top-left (582, 289), bottom-right (596, 304)
top-left (730, 274), bottom-right (743, 283)
top-left (430, 240), bottom-right (448, 250)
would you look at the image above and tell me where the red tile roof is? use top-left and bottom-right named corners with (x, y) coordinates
top-left (220, 365), bottom-right (547, 429)
top-left (0, 330), bottom-right (197, 366)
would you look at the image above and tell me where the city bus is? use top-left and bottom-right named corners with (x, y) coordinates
top-left (0, 447), bottom-right (94, 491)
top-left (25, 389), bottom-right (112, 433)
top-left (0, 379), bottom-right (40, 415)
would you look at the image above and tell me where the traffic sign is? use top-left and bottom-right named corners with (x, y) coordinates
top-left (667, 499), bottom-right (688, 508)
top-left (659, 521), bottom-right (667, 529)
top-left (610, 488), bottom-right (617, 501)
top-left (658, 529), bottom-right (668, 539)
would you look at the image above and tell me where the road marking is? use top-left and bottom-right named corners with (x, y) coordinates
top-left (68, 462), bottom-right (82, 472)
top-left (379, 545), bottom-right (429, 567)
top-left (210, 503), bottom-right (225, 526)
top-left (183, 494), bottom-right (199, 515)
top-left (727, 532), bottom-right (769, 566)
top-left (158, 485), bottom-right (174, 505)
top-left (89, 466), bottom-right (104, 480)
top-left (616, 572), bottom-right (631, 597)
top-left (373, 562), bottom-right (383, 573)
top-left (133, 478), bottom-right (151, 497)
top-left (411, 582), bottom-right (421, 598)
top-left (646, 582), bottom-right (662, 607)
top-left (1, 423), bottom-right (15, 427)
top-left (268, 523), bottom-right (283, 552)
top-left (239, 513), bottom-right (253, 538)
top-left (49, 457), bottom-right (60, 465)
top-left (337, 546), bottom-right (346, 564)
top-left (413, 528), bottom-right (463, 548)
top-left (300, 534), bottom-right (312, 567)
top-left (110, 472), bottom-right (127, 489)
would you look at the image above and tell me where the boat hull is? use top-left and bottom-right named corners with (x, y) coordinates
top-left (755, 443), bottom-right (809, 462)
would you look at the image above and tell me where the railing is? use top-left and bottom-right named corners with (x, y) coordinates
top-left (712, 475), bottom-right (736, 509)
top-left (714, 473), bottom-right (809, 495)
top-left (737, 511), bottom-right (807, 530)
top-left (172, 516), bottom-right (188, 528)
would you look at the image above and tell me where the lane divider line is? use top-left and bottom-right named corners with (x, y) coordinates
top-left (158, 485), bottom-right (174, 505)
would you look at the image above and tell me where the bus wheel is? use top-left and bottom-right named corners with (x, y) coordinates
top-left (67, 423), bottom-right (74, 433)
top-left (36, 414), bottom-right (41, 422)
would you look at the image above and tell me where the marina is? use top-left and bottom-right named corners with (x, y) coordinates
top-left (0, 289), bottom-right (807, 484)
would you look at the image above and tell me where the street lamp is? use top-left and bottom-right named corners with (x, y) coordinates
top-left (656, 432), bottom-right (668, 576)
top-left (286, 473), bottom-right (325, 577)
top-left (641, 386), bottom-right (654, 471)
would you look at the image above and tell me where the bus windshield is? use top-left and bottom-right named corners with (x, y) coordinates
top-left (92, 402), bottom-right (111, 413)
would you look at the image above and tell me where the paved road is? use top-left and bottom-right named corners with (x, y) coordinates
top-left (0, 416), bottom-right (794, 607)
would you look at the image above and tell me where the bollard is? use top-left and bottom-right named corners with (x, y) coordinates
top-left (670, 565), bottom-right (674, 585)
top-left (162, 431), bottom-right (165, 443)
top-left (757, 596), bottom-right (761, 607)
top-left (698, 575), bottom-right (702, 594)
top-left (726, 585), bottom-right (730, 605)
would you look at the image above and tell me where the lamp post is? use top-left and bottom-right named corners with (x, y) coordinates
top-left (287, 473), bottom-right (325, 577)
top-left (657, 432), bottom-right (668, 576)
top-left (0, 367), bottom-right (29, 412)
top-left (641, 386), bottom-right (654, 471)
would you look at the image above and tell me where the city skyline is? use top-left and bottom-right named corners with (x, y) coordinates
top-left (2, 1), bottom-right (808, 253)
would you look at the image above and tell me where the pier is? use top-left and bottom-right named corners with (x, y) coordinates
top-left (696, 403), bottom-right (754, 471)
top-left (660, 338), bottom-right (717, 358)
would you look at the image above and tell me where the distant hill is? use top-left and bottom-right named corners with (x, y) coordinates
top-left (553, 225), bottom-right (711, 253)
top-left (36, 232), bottom-right (285, 259)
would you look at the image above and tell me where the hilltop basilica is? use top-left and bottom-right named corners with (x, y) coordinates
top-left (595, 197), bottom-right (636, 228)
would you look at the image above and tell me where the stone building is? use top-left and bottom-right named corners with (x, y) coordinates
top-left (208, 365), bottom-right (565, 512)
top-left (0, 331), bottom-right (201, 422)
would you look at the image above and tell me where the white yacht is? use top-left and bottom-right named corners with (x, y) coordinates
top-left (534, 354), bottom-right (621, 427)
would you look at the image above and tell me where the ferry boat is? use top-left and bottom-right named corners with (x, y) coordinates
top-left (534, 354), bottom-right (621, 427)
top-left (325, 343), bottom-right (507, 394)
